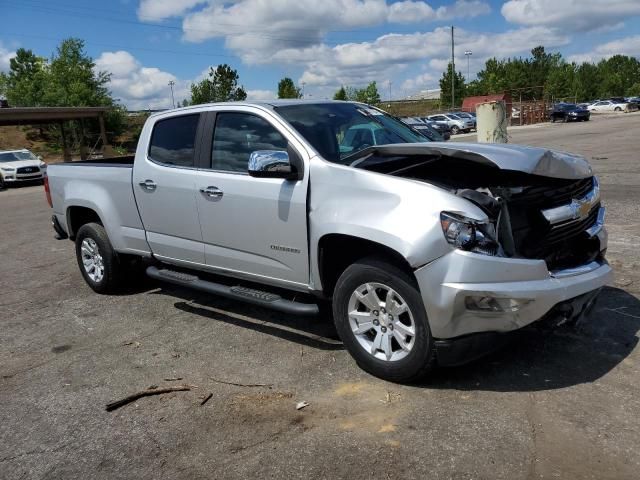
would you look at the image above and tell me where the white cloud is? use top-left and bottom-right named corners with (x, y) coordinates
top-left (137, 0), bottom-right (206, 22)
top-left (95, 50), bottom-right (190, 109)
top-left (246, 89), bottom-right (276, 101)
top-left (0, 43), bottom-right (16, 72)
top-left (502, 0), bottom-right (640, 32)
top-left (295, 26), bottom-right (569, 88)
top-left (568, 35), bottom-right (640, 63)
top-left (176, 0), bottom-right (489, 64)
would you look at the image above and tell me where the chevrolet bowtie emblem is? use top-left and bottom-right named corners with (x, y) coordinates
top-left (574, 198), bottom-right (592, 220)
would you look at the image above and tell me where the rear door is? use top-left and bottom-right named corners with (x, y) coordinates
top-left (195, 107), bottom-right (310, 288)
top-left (133, 113), bottom-right (206, 264)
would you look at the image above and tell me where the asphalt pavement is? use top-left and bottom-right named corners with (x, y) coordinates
top-left (1, 113), bottom-right (639, 479)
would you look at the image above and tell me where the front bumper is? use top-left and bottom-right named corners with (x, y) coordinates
top-left (433, 289), bottom-right (601, 366)
top-left (2, 172), bottom-right (45, 183)
top-left (415, 243), bottom-right (612, 340)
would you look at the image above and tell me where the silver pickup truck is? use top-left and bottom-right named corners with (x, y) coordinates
top-left (46, 100), bottom-right (612, 382)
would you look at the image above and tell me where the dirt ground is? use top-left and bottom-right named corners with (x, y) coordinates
top-left (1, 113), bottom-right (639, 479)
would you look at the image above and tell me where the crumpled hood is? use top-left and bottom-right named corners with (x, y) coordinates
top-left (367, 142), bottom-right (593, 180)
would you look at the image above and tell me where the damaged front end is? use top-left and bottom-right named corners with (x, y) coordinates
top-left (355, 143), bottom-right (606, 272)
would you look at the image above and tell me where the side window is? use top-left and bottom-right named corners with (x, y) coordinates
top-left (212, 113), bottom-right (288, 173)
top-left (148, 114), bottom-right (200, 167)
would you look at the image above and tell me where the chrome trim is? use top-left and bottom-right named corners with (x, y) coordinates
top-left (542, 177), bottom-right (599, 225)
top-left (586, 207), bottom-right (606, 237)
top-left (550, 260), bottom-right (605, 279)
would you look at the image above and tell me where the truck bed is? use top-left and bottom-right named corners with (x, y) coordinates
top-left (47, 156), bottom-right (150, 256)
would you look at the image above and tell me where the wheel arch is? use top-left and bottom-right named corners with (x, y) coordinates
top-left (66, 205), bottom-right (104, 240)
top-left (317, 233), bottom-right (415, 297)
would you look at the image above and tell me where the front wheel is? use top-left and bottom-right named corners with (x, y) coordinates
top-left (75, 222), bottom-right (125, 294)
top-left (450, 126), bottom-right (460, 135)
top-left (614, 107), bottom-right (622, 112)
top-left (332, 258), bottom-right (436, 383)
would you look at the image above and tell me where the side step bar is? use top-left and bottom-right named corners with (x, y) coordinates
top-left (146, 266), bottom-right (319, 316)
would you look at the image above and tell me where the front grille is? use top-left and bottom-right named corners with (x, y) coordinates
top-left (17, 166), bottom-right (40, 174)
top-left (509, 177), bottom-right (593, 210)
top-left (507, 176), bottom-right (601, 270)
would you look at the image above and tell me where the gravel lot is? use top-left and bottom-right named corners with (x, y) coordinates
top-left (2, 113), bottom-right (639, 479)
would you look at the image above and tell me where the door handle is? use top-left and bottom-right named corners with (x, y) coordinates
top-left (200, 186), bottom-right (224, 198)
top-left (139, 179), bottom-right (157, 191)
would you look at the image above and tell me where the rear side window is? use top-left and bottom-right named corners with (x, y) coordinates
top-left (212, 113), bottom-right (287, 173)
top-left (148, 114), bottom-right (200, 167)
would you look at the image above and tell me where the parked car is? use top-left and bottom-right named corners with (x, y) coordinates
top-left (418, 117), bottom-right (452, 137)
top-left (401, 117), bottom-right (450, 141)
top-left (0, 149), bottom-right (47, 189)
top-left (550, 103), bottom-right (590, 122)
top-left (587, 100), bottom-right (631, 112)
top-left (512, 107), bottom-right (521, 119)
top-left (46, 100), bottom-right (611, 382)
top-left (426, 113), bottom-right (474, 134)
top-left (448, 111), bottom-right (476, 129)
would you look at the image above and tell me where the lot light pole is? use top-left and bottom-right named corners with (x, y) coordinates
top-left (301, 82), bottom-right (306, 99)
top-left (464, 50), bottom-right (472, 82)
top-left (451, 26), bottom-right (455, 110)
top-left (168, 80), bottom-right (176, 109)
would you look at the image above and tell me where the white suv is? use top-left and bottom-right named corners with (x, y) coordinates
top-left (0, 149), bottom-right (47, 188)
top-left (426, 113), bottom-right (474, 135)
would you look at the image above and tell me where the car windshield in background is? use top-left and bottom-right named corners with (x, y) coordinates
top-left (558, 104), bottom-right (577, 111)
top-left (274, 103), bottom-right (428, 164)
top-left (0, 151), bottom-right (37, 162)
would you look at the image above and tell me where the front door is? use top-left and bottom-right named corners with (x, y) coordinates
top-left (195, 109), bottom-right (310, 288)
top-left (133, 113), bottom-right (205, 264)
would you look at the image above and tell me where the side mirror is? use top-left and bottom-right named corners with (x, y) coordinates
top-left (248, 147), bottom-right (301, 180)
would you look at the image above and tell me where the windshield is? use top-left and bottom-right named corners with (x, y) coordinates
top-left (0, 151), bottom-right (37, 163)
top-left (274, 102), bottom-right (428, 164)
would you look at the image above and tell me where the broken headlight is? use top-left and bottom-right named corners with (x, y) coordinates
top-left (440, 212), bottom-right (499, 256)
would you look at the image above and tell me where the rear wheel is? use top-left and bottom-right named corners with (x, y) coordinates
top-left (75, 223), bottom-right (125, 294)
top-left (332, 258), bottom-right (436, 383)
top-left (615, 107), bottom-right (622, 112)
top-left (450, 125), bottom-right (460, 135)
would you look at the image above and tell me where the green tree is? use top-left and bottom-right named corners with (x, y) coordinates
top-left (545, 62), bottom-right (577, 102)
top-left (333, 86), bottom-right (347, 100)
top-left (359, 81), bottom-right (381, 104)
top-left (627, 82), bottom-right (640, 97)
top-left (277, 77), bottom-right (301, 99)
top-left (5, 48), bottom-right (48, 106)
top-left (190, 64), bottom-right (247, 104)
top-left (44, 38), bottom-right (112, 107)
top-left (439, 62), bottom-right (466, 108)
top-left (0, 72), bottom-right (7, 98)
top-left (597, 55), bottom-right (640, 98)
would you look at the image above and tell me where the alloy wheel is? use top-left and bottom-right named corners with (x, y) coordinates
top-left (81, 238), bottom-right (105, 283)
top-left (347, 282), bottom-right (416, 361)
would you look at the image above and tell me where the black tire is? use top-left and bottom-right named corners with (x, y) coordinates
top-left (332, 257), bottom-right (436, 383)
top-left (450, 126), bottom-right (460, 135)
top-left (584, 117), bottom-right (590, 121)
top-left (0, 175), bottom-right (5, 190)
top-left (614, 107), bottom-right (622, 112)
top-left (75, 222), bottom-right (125, 294)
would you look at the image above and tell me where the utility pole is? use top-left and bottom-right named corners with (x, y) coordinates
top-left (301, 82), bottom-right (306, 99)
top-left (451, 26), bottom-right (455, 110)
top-left (168, 80), bottom-right (176, 108)
top-left (388, 81), bottom-right (392, 102)
top-left (464, 50), bottom-right (472, 82)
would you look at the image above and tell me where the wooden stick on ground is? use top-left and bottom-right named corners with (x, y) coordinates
top-left (200, 393), bottom-right (213, 406)
top-left (209, 377), bottom-right (272, 388)
top-left (105, 386), bottom-right (191, 411)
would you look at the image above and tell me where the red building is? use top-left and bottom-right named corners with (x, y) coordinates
top-left (461, 94), bottom-right (513, 114)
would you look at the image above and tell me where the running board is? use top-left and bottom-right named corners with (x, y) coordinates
top-left (146, 266), bottom-right (319, 316)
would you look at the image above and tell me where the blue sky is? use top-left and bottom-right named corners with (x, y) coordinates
top-left (1, 0), bottom-right (639, 109)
